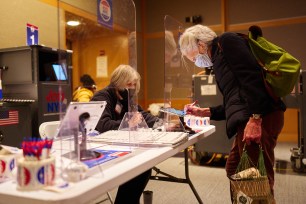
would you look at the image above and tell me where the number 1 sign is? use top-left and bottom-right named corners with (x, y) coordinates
top-left (26, 23), bottom-right (39, 45)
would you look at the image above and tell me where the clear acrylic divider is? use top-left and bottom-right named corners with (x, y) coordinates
top-left (56, 0), bottom-right (138, 184)
top-left (117, 87), bottom-right (150, 148)
top-left (55, 101), bottom-right (106, 182)
top-left (163, 15), bottom-right (195, 132)
top-left (163, 15), bottom-right (211, 133)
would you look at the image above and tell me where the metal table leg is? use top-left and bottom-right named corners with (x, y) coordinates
top-left (150, 148), bottom-right (203, 204)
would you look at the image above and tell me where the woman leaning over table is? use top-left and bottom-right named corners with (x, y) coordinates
top-left (179, 24), bottom-right (286, 203)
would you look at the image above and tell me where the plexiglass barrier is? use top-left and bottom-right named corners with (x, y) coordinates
top-left (164, 15), bottom-right (213, 133)
top-left (54, 0), bottom-right (140, 183)
top-left (163, 15), bottom-right (196, 132)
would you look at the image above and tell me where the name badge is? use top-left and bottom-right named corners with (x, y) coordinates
top-left (115, 102), bottom-right (123, 114)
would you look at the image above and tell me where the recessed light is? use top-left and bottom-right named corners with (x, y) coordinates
top-left (67, 21), bottom-right (80, 26)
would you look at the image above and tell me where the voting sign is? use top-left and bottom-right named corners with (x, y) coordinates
top-left (97, 0), bottom-right (113, 29)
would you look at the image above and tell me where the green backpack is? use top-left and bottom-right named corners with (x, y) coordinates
top-left (245, 26), bottom-right (301, 97)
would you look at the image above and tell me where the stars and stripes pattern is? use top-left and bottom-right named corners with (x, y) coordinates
top-left (0, 110), bottom-right (19, 126)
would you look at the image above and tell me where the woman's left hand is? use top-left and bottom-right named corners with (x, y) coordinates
top-left (243, 117), bottom-right (262, 145)
top-left (128, 112), bottom-right (143, 128)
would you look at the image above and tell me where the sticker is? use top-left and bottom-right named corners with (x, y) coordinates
top-left (208, 75), bottom-right (213, 84)
top-left (115, 102), bottom-right (123, 114)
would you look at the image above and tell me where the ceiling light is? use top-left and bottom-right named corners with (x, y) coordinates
top-left (67, 20), bottom-right (80, 26)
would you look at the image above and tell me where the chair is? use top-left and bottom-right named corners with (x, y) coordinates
top-left (38, 121), bottom-right (114, 204)
top-left (39, 121), bottom-right (61, 139)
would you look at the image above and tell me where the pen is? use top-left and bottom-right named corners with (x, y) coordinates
top-left (191, 100), bottom-right (198, 106)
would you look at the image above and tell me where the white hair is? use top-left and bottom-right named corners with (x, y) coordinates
top-left (179, 25), bottom-right (217, 56)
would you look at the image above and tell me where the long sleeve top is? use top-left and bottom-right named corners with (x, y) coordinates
top-left (91, 85), bottom-right (158, 133)
top-left (210, 32), bottom-right (285, 138)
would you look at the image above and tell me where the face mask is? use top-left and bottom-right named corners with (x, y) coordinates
top-left (126, 88), bottom-right (136, 98)
top-left (194, 53), bottom-right (213, 68)
top-left (120, 88), bottom-right (136, 103)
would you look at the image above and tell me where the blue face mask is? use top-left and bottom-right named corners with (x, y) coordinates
top-left (194, 53), bottom-right (213, 68)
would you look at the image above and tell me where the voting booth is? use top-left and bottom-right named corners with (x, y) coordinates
top-left (0, 45), bottom-right (72, 139)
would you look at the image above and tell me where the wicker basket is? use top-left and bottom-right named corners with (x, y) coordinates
top-left (231, 176), bottom-right (270, 196)
top-left (230, 144), bottom-right (275, 204)
top-left (230, 176), bottom-right (274, 204)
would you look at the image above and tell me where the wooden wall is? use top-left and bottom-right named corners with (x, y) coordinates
top-left (141, 0), bottom-right (306, 142)
top-left (0, 0), bottom-right (64, 49)
top-left (71, 35), bottom-right (129, 91)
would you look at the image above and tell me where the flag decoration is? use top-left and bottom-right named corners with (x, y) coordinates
top-left (0, 110), bottom-right (19, 126)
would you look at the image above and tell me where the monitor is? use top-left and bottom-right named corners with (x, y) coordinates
top-left (52, 64), bottom-right (67, 81)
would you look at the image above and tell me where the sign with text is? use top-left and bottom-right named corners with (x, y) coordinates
top-left (26, 23), bottom-right (39, 45)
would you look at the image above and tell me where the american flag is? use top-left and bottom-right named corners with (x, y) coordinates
top-left (0, 110), bottom-right (19, 126)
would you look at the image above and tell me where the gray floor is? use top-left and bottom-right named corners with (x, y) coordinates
top-left (97, 142), bottom-right (306, 204)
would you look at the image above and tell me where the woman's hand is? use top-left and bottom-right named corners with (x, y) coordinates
top-left (243, 117), bottom-right (262, 145)
top-left (128, 112), bottom-right (143, 128)
top-left (184, 105), bottom-right (211, 117)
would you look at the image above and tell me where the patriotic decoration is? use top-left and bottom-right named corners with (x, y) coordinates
top-left (17, 137), bottom-right (55, 190)
top-left (0, 155), bottom-right (16, 179)
top-left (0, 110), bottom-right (19, 126)
top-left (97, 0), bottom-right (113, 29)
top-left (82, 149), bottom-right (130, 168)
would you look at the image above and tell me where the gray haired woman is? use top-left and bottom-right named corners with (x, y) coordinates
top-left (179, 24), bottom-right (285, 203)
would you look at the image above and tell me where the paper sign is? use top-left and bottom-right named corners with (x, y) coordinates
top-left (96, 56), bottom-right (108, 77)
top-left (201, 85), bottom-right (217, 95)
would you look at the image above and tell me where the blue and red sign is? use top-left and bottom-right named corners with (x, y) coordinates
top-left (26, 23), bottom-right (39, 45)
top-left (82, 149), bottom-right (130, 168)
top-left (97, 0), bottom-right (113, 29)
top-left (45, 90), bottom-right (67, 113)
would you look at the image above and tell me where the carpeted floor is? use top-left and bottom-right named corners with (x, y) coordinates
top-left (95, 142), bottom-right (306, 204)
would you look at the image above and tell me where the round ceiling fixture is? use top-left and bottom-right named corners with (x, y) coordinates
top-left (67, 20), bottom-right (80, 26)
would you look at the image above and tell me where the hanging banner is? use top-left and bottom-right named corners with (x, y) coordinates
top-left (97, 0), bottom-right (113, 30)
top-left (26, 23), bottom-right (39, 45)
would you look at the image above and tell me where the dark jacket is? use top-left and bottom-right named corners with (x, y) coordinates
top-left (210, 32), bottom-right (285, 138)
top-left (91, 85), bottom-right (158, 133)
